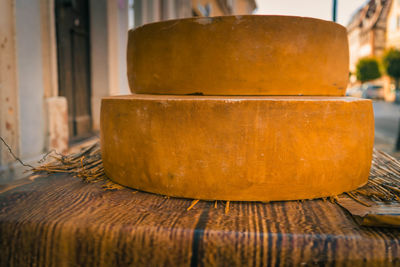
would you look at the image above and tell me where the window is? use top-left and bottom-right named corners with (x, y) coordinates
top-left (128, 0), bottom-right (135, 28)
top-left (397, 14), bottom-right (400, 29)
top-left (197, 3), bottom-right (212, 17)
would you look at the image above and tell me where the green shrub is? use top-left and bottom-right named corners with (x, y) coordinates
top-left (355, 57), bottom-right (381, 83)
top-left (383, 48), bottom-right (400, 90)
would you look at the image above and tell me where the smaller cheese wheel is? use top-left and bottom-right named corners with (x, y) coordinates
top-left (101, 95), bottom-right (374, 201)
top-left (127, 15), bottom-right (349, 96)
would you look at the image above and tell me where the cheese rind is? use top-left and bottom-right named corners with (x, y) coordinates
top-left (127, 15), bottom-right (349, 96)
top-left (101, 95), bottom-right (374, 201)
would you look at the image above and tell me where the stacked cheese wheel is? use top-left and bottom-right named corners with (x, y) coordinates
top-left (101, 15), bottom-right (374, 201)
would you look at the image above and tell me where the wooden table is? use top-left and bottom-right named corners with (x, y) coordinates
top-left (1, 173), bottom-right (400, 266)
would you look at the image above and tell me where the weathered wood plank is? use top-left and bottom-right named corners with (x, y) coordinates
top-left (1, 173), bottom-right (400, 266)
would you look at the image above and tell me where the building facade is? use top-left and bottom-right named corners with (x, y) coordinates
top-left (384, 0), bottom-right (400, 100)
top-left (347, 0), bottom-right (392, 77)
top-left (130, 0), bottom-right (256, 27)
top-left (386, 0), bottom-right (400, 47)
top-left (0, 0), bottom-right (256, 182)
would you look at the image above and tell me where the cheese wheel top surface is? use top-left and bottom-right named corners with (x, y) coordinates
top-left (101, 95), bottom-right (373, 201)
top-left (127, 15), bottom-right (349, 96)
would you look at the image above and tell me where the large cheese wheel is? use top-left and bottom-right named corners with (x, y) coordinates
top-left (127, 15), bottom-right (349, 96)
top-left (100, 95), bottom-right (374, 201)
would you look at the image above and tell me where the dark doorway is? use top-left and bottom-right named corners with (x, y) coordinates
top-left (55, 0), bottom-right (92, 140)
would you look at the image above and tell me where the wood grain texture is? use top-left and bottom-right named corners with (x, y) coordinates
top-left (1, 173), bottom-right (400, 266)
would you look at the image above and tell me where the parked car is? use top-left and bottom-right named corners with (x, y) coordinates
top-left (346, 86), bottom-right (363, 97)
top-left (361, 84), bottom-right (384, 100)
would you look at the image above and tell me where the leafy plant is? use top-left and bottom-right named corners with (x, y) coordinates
top-left (382, 49), bottom-right (400, 150)
top-left (355, 57), bottom-right (381, 83)
top-left (383, 48), bottom-right (400, 91)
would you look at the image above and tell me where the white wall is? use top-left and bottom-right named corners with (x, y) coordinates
top-left (15, 0), bottom-right (45, 159)
top-left (0, 0), bottom-right (47, 182)
top-left (90, 0), bottom-right (131, 130)
top-left (118, 0), bottom-right (130, 95)
top-left (90, 0), bottom-right (110, 131)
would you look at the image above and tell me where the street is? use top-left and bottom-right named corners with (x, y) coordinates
top-left (373, 101), bottom-right (400, 156)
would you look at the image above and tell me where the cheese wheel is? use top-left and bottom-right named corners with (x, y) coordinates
top-left (100, 95), bottom-right (374, 201)
top-left (127, 15), bottom-right (349, 96)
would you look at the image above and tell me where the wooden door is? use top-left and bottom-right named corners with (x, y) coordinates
top-left (55, 0), bottom-right (92, 140)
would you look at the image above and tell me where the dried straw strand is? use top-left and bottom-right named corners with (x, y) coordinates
top-left (187, 199), bottom-right (200, 211)
top-left (225, 201), bottom-right (230, 214)
top-left (29, 142), bottom-right (400, 208)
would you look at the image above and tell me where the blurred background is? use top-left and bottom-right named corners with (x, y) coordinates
top-left (0, 0), bottom-right (397, 182)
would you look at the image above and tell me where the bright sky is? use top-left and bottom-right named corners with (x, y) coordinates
top-left (255, 0), bottom-right (369, 26)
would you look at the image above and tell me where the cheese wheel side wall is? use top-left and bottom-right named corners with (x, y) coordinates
top-left (127, 16), bottom-right (349, 96)
top-left (101, 95), bottom-right (374, 201)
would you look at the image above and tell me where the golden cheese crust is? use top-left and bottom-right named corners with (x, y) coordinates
top-left (127, 15), bottom-right (349, 96)
top-left (101, 95), bottom-right (373, 201)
